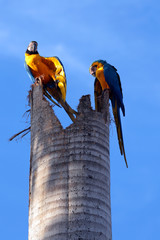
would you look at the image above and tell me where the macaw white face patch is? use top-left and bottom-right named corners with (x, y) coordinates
top-left (28, 41), bottom-right (38, 52)
top-left (89, 66), bottom-right (97, 77)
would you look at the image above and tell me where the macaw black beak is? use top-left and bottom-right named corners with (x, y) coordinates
top-left (33, 42), bottom-right (37, 51)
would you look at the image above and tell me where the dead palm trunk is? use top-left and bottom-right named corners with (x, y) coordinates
top-left (28, 83), bottom-right (112, 240)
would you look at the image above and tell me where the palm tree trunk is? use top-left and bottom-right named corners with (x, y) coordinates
top-left (28, 83), bottom-right (112, 240)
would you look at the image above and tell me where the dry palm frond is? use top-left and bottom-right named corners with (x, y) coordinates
top-left (9, 127), bottom-right (30, 141)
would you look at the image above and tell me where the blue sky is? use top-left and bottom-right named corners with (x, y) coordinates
top-left (0, 0), bottom-right (160, 239)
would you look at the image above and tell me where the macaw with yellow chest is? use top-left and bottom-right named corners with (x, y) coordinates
top-left (25, 41), bottom-right (77, 122)
top-left (89, 60), bottom-right (128, 168)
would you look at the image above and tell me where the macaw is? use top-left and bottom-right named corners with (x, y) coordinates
top-left (89, 60), bottom-right (128, 168)
top-left (25, 41), bottom-right (77, 122)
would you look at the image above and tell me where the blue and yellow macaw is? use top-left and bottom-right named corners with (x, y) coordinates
top-left (89, 60), bottom-right (128, 168)
top-left (25, 41), bottom-right (77, 122)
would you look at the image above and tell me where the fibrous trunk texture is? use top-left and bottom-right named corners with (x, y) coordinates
top-left (28, 83), bottom-right (112, 240)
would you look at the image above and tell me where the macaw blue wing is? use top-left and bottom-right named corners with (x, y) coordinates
top-left (103, 63), bottom-right (125, 116)
top-left (24, 61), bottom-right (35, 83)
top-left (54, 56), bottom-right (66, 75)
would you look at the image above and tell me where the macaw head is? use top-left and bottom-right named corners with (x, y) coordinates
top-left (27, 41), bottom-right (38, 53)
top-left (89, 65), bottom-right (97, 77)
top-left (89, 60), bottom-right (107, 77)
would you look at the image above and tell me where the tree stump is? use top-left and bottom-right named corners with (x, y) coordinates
top-left (28, 82), bottom-right (112, 240)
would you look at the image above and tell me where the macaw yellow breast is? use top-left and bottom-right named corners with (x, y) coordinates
top-left (96, 67), bottom-right (109, 90)
top-left (25, 53), bottom-right (56, 84)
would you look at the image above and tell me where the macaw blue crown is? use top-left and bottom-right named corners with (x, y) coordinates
top-left (94, 60), bottom-right (107, 65)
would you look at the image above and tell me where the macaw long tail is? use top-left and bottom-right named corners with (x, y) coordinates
top-left (59, 99), bottom-right (78, 123)
top-left (43, 87), bottom-right (77, 123)
top-left (43, 89), bottom-right (62, 108)
top-left (112, 101), bottom-right (128, 168)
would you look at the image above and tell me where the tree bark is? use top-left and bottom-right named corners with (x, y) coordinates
top-left (28, 83), bottom-right (112, 240)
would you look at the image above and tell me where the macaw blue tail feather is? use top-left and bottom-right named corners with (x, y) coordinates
top-left (111, 99), bottom-right (128, 168)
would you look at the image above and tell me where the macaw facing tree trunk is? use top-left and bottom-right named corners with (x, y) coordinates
top-left (90, 60), bottom-right (128, 168)
top-left (25, 41), bottom-right (77, 122)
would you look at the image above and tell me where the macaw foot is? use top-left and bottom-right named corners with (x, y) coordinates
top-left (35, 77), bottom-right (40, 85)
top-left (35, 75), bottom-right (44, 86)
